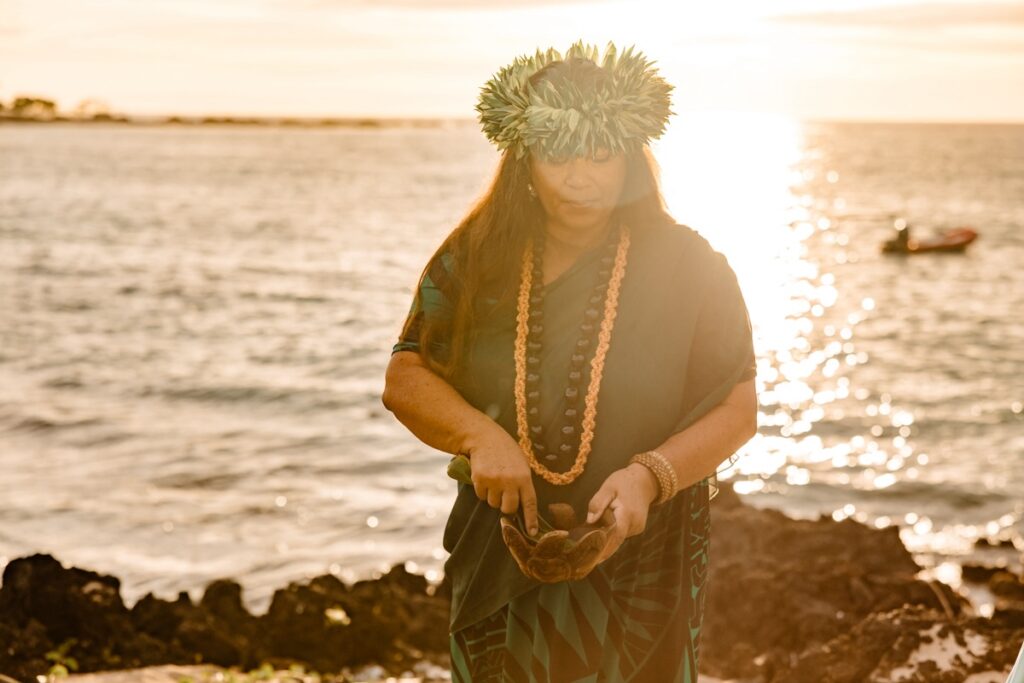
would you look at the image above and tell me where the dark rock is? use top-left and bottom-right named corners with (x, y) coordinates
top-left (379, 563), bottom-right (429, 595)
top-left (993, 607), bottom-right (1024, 628)
top-left (175, 611), bottom-right (246, 667)
top-left (435, 573), bottom-right (452, 600)
top-left (974, 535), bottom-right (1018, 549)
top-left (198, 579), bottom-right (262, 665)
top-left (777, 605), bottom-right (1024, 682)
top-left (987, 569), bottom-right (1024, 620)
top-left (0, 554), bottom-right (158, 679)
top-left (990, 570), bottom-right (1024, 601)
top-left (256, 561), bottom-right (448, 673)
top-left (961, 562), bottom-right (1005, 583)
top-left (700, 494), bottom-right (968, 679)
top-left (199, 579), bottom-right (246, 622)
top-left (260, 576), bottom-right (354, 672)
top-left (129, 592), bottom-right (191, 642)
top-left (0, 617), bottom-right (51, 680)
top-left (0, 553), bottom-right (129, 642)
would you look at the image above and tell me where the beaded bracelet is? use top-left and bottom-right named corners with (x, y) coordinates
top-left (629, 450), bottom-right (679, 505)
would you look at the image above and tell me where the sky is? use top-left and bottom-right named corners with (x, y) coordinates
top-left (1, 0), bottom-right (1023, 122)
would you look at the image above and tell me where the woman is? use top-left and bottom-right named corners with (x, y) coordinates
top-left (383, 41), bottom-right (757, 682)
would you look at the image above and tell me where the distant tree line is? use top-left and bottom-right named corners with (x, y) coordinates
top-left (0, 93), bottom-right (445, 127)
top-left (0, 95), bottom-right (123, 121)
top-left (0, 96), bottom-right (58, 118)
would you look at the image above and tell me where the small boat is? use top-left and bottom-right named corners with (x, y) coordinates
top-left (881, 226), bottom-right (978, 255)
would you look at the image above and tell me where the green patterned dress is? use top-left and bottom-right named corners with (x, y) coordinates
top-left (392, 220), bottom-right (755, 682)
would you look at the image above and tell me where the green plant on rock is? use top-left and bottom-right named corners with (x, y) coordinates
top-left (248, 662), bottom-right (276, 680)
top-left (100, 643), bottom-right (122, 667)
top-left (45, 663), bottom-right (69, 680)
top-left (44, 637), bottom-right (79, 677)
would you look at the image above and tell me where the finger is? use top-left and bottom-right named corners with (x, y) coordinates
top-left (595, 506), bottom-right (618, 563)
top-left (473, 481), bottom-right (486, 501)
top-left (610, 501), bottom-right (629, 542)
top-left (597, 507), bottom-right (627, 564)
top-left (487, 488), bottom-right (502, 509)
top-left (587, 484), bottom-right (617, 524)
top-left (610, 499), bottom-right (639, 538)
top-left (520, 484), bottom-right (539, 536)
top-left (500, 488), bottom-right (520, 516)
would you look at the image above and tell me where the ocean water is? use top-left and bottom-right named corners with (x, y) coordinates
top-left (1, 118), bottom-right (1021, 614)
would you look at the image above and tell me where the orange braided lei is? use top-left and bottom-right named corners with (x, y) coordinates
top-left (513, 225), bottom-right (631, 485)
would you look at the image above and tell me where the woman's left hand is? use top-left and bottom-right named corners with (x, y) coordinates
top-left (585, 463), bottom-right (660, 565)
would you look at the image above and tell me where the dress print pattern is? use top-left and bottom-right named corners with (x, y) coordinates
top-left (450, 480), bottom-right (712, 682)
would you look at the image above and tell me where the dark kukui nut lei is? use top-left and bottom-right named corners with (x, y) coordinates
top-left (514, 221), bottom-right (631, 485)
top-left (528, 227), bottom-right (615, 468)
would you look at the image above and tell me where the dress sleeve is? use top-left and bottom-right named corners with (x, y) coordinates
top-left (669, 247), bottom-right (756, 501)
top-left (391, 251), bottom-right (456, 356)
top-left (678, 249), bottom-right (756, 417)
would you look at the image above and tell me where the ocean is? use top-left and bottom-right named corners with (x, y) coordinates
top-left (1, 116), bottom-right (1021, 615)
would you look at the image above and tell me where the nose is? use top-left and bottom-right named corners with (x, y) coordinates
top-left (563, 159), bottom-right (593, 188)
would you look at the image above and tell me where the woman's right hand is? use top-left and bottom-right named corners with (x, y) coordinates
top-left (464, 428), bottom-right (540, 536)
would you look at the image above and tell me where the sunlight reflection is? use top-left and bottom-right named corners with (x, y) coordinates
top-left (656, 113), bottom-right (864, 483)
top-left (650, 113), bottom-right (984, 551)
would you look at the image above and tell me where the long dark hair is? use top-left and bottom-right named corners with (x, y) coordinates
top-left (401, 144), bottom-right (675, 380)
top-left (402, 60), bottom-right (676, 380)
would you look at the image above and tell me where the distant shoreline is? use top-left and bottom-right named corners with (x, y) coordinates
top-left (0, 113), bottom-right (478, 128)
top-left (2, 113), bottom-right (1023, 128)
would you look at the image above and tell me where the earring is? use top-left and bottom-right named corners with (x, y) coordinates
top-left (527, 182), bottom-right (537, 198)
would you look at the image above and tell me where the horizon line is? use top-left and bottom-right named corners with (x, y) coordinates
top-left (4, 112), bottom-right (1024, 127)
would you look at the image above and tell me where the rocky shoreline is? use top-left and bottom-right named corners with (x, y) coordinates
top-left (2, 485), bottom-right (1022, 682)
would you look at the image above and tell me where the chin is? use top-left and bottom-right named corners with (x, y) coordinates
top-left (560, 206), bottom-right (609, 226)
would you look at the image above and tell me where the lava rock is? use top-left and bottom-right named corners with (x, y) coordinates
top-left (777, 605), bottom-right (1024, 682)
top-left (700, 499), bottom-right (967, 679)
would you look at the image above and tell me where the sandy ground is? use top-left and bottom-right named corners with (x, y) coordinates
top-left (55, 665), bottom-right (738, 683)
top-left (49, 664), bottom-right (1020, 683)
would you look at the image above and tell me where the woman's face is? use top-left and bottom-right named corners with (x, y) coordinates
top-left (529, 148), bottom-right (627, 232)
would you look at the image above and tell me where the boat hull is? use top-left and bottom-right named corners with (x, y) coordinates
top-left (882, 227), bottom-right (978, 255)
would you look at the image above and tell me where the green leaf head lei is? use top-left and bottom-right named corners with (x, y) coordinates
top-left (475, 40), bottom-right (675, 161)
